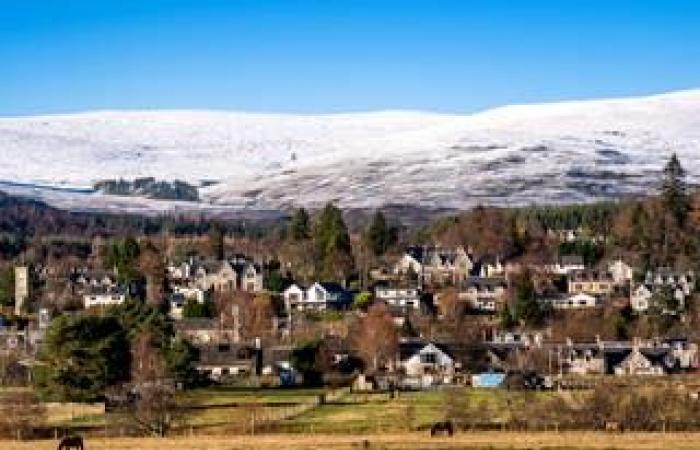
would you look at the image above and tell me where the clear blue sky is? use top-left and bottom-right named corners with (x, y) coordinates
top-left (1, 0), bottom-right (699, 116)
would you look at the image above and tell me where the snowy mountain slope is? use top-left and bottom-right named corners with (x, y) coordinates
top-left (0, 89), bottom-right (698, 211)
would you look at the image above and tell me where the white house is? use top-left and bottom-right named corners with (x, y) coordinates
top-left (630, 269), bottom-right (695, 313)
top-left (283, 284), bottom-right (306, 311)
top-left (544, 292), bottom-right (599, 310)
top-left (283, 282), bottom-right (351, 312)
top-left (398, 341), bottom-right (455, 386)
top-left (375, 285), bottom-right (421, 310)
top-left (542, 255), bottom-right (585, 275)
top-left (458, 277), bottom-right (507, 312)
top-left (630, 284), bottom-right (653, 312)
top-left (613, 348), bottom-right (668, 376)
top-left (608, 259), bottom-right (634, 284)
top-left (83, 287), bottom-right (126, 309)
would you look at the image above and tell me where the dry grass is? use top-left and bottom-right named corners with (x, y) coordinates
top-left (5, 432), bottom-right (700, 450)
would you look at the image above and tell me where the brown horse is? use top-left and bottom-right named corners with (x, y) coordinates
top-left (58, 436), bottom-right (84, 450)
top-left (430, 421), bottom-right (454, 437)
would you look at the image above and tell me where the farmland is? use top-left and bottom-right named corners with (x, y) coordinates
top-left (5, 432), bottom-right (700, 450)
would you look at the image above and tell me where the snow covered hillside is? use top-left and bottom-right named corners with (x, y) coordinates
top-left (0, 89), bottom-right (698, 212)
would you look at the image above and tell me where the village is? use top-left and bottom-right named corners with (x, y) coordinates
top-left (0, 155), bottom-right (699, 441)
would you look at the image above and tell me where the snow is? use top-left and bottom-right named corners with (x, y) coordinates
top-left (0, 89), bottom-right (698, 211)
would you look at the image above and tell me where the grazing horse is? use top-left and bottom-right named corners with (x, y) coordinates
top-left (430, 421), bottom-right (454, 437)
top-left (57, 436), bottom-right (84, 450)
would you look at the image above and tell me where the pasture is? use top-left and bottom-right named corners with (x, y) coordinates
top-left (5, 431), bottom-right (700, 450)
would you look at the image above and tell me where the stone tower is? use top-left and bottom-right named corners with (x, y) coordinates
top-left (14, 266), bottom-right (29, 316)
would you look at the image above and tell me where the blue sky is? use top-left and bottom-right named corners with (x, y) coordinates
top-left (1, 0), bottom-right (699, 116)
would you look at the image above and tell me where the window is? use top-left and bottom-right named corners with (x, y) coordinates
top-left (420, 353), bottom-right (437, 364)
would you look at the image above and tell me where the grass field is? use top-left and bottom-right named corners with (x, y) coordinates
top-left (4, 432), bottom-right (700, 450)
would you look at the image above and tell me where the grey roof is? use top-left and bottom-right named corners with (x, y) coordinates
top-left (560, 255), bottom-right (584, 266)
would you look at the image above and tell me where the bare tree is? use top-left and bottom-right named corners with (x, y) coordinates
top-left (114, 331), bottom-right (181, 437)
top-left (352, 303), bottom-right (398, 372)
top-left (216, 291), bottom-right (276, 343)
top-left (139, 243), bottom-right (166, 307)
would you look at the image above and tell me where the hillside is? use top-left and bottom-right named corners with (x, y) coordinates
top-left (0, 89), bottom-right (698, 211)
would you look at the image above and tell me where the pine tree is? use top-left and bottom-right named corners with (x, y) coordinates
top-left (661, 153), bottom-right (690, 227)
top-left (289, 208), bottom-right (311, 241)
top-left (312, 203), bottom-right (353, 279)
top-left (366, 210), bottom-right (389, 256)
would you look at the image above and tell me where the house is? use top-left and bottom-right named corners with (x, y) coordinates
top-left (175, 317), bottom-right (237, 345)
top-left (608, 259), bottom-right (634, 284)
top-left (172, 285), bottom-right (207, 303)
top-left (645, 268), bottom-right (695, 292)
top-left (609, 347), bottom-right (671, 376)
top-left (568, 270), bottom-right (615, 295)
top-left (542, 292), bottom-right (600, 310)
top-left (630, 284), bottom-right (653, 312)
top-left (194, 260), bottom-right (238, 292)
top-left (397, 340), bottom-right (455, 386)
top-left (457, 277), bottom-right (507, 312)
top-left (230, 255), bottom-right (264, 292)
top-left (562, 343), bottom-right (606, 375)
top-left (542, 255), bottom-right (585, 275)
top-left (71, 269), bottom-right (118, 290)
top-left (630, 269), bottom-right (695, 313)
top-left (305, 282), bottom-right (352, 311)
top-left (394, 246), bottom-right (474, 285)
top-left (168, 286), bottom-right (209, 320)
top-left (374, 284), bottom-right (421, 310)
top-left (188, 256), bottom-right (265, 293)
top-left (283, 282), bottom-right (352, 312)
top-left (283, 284), bottom-right (306, 311)
top-left (194, 343), bottom-right (258, 380)
top-left (82, 286), bottom-right (126, 309)
top-left (475, 255), bottom-right (505, 278)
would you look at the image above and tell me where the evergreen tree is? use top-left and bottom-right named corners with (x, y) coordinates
top-left (513, 274), bottom-right (544, 327)
top-left (289, 208), bottom-right (311, 241)
top-left (312, 203), bottom-right (354, 279)
top-left (37, 315), bottom-right (131, 401)
top-left (366, 210), bottom-right (390, 256)
top-left (208, 223), bottom-right (225, 260)
top-left (661, 153), bottom-right (690, 226)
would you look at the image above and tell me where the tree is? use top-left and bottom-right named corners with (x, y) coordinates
top-left (139, 241), bottom-right (166, 307)
top-left (37, 315), bottom-right (131, 401)
top-left (112, 301), bottom-right (199, 387)
top-left (437, 288), bottom-right (464, 323)
top-left (353, 291), bottom-right (373, 310)
top-left (0, 267), bottom-right (14, 307)
top-left (208, 223), bottom-right (225, 260)
top-left (182, 298), bottom-right (215, 318)
top-left (106, 237), bottom-right (141, 283)
top-left (289, 208), bottom-right (311, 241)
top-left (115, 331), bottom-right (182, 437)
top-left (290, 339), bottom-right (332, 386)
top-left (512, 273), bottom-right (544, 327)
top-left (312, 203), bottom-right (354, 280)
top-left (661, 153), bottom-right (690, 227)
top-left (365, 210), bottom-right (394, 256)
top-left (217, 291), bottom-right (276, 342)
top-left (352, 303), bottom-right (398, 372)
